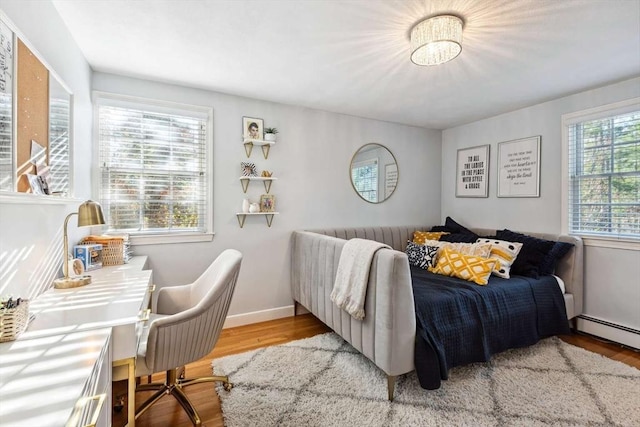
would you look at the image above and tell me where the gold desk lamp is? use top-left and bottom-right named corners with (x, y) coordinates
top-left (53, 200), bottom-right (106, 289)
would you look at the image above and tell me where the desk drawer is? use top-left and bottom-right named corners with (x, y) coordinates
top-left (67, 335), bottom-right (112, 427)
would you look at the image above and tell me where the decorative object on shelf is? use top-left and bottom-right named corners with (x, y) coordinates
top-left (249, 202), bottom-right (261, 213)
top-left (242, 198), bottom-right (250, 213)
top-left (410, 15), bottom-right (463, 66)
top-left (455, 144), bottom-right (489, 198)
top-left (497, 136), bottom-right (541, 198)
top-left (260, 194), bottom-right (276, 212)
top-left (243, 116), bottom-right (264, 140)
top-left (261, 170), bottom-right (273, 177)
top-left (53, 200), bottom-right (106, 289)
top-left (241, 161), bottom-right (258, 177)
top-left (264, 127), bottom-right (278, 142)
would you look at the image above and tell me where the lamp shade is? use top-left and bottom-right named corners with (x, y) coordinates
top-left (410, 15), bottom-right (463, 66)
top-left (77, 200), bottom-right (106, 227)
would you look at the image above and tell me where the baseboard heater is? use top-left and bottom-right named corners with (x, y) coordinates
top-left (577, 314), bottom-right (640, 350)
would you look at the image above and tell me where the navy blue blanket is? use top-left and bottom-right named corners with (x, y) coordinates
top-left (410, 267), bottom-right (570, 389)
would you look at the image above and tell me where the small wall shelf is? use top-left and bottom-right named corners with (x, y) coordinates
top-left (236, 212), bottom-right (279, 228)
top-left (243, 138), bottom-right (275, 159)
top-left (238, 176), bottom-right (278, 193)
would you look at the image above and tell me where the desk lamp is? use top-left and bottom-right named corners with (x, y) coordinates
top-left (53, 200), bottom-right (106, 289)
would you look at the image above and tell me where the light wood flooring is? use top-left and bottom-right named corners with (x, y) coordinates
top-left (113, 314), bottom-right (639, 427)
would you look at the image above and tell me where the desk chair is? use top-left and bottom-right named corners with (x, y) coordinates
top-left (134, 249), bottom-right (242, 426)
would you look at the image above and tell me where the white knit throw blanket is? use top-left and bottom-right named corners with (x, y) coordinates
top-left (330, 238), bottom-right (391, 320)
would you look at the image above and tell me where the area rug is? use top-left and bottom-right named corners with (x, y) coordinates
top-left (212, 333), bottom-right (639, 426)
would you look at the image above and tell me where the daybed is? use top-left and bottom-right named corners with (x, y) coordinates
top-left (290, 226), bottom-right (583, 399)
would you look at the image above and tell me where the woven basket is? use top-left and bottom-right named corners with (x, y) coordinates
top-left (101, 239), bottom-right (124, 266)
top-left (81, 237), bottom-right (124, 266)
top-left (0, 300), bottom-right (29, 343)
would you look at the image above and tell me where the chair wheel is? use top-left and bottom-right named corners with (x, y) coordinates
top-left (223, 382), bottom-right (233, 392)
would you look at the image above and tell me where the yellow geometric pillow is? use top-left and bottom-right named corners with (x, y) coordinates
top-left (428, 248), bottom-right (499, 285)
top-left (413, 231), bottom-right (449, 244)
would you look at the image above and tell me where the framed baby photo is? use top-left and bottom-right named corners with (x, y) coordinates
top-left (260, 194), bottom-right (276, 212)
top-left (242, 116), bottom-right (264, 141)
top-left (241, 161), bottom-right (258, 177)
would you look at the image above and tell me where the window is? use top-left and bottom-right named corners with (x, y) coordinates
top-left (96, 94), bottom-right (212, 242)
top-left (351, 158), bottom-right (378, 202)
top-left (563, 98), bottom-right (640, 240)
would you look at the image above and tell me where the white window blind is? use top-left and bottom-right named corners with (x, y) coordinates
top-left (0, 92), bottom-right (12, 191)
top-left (98, 100), bottom-right (209, 235)
top-left (352, 159), bottom-right (378, 203)
top-left (565, 101), bottom-right (640, 239)
top-left (48, 97), bottom-right (70, 194)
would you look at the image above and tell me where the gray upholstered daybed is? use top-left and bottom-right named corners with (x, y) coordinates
top-left (290, 226), bottom-right (583, 400)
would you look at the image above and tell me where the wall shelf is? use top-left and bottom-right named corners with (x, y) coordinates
top-left (238, 176), bottom-right (278, 193)
top-left (236, 212), bottom-right (279, 228)
top-left (243, 138), bottom-right (275, 159)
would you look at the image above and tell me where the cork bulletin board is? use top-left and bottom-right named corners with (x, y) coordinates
top-left (16, 38), bottom-right (49, 192)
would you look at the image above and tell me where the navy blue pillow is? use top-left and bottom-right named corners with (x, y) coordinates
top-left (440, 232), bottom-right (479, 243)
top-left (430, 216), bottom-right (475, 235)
top-left (539, 241), bottom-right (574, 275)
top-left (495, 229), bottom-right (555, 279)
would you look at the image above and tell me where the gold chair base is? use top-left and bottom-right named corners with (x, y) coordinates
top-left (135, 368), bottom-right (232, 426)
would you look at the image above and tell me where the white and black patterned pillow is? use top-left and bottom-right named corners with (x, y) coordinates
top-left (424, 245), bottom-right (439, 268)
top-left (406, 241), bottom-right (439, 269)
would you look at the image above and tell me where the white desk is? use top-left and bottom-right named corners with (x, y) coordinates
top-left (0, 329), bottom-right (112, 426)
top-left (15, 256), bottom-right (152, 426)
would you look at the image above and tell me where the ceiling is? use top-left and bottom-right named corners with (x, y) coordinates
top-left (51, 0), bottom-right (640, 130)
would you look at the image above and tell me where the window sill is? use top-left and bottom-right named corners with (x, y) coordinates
top-left (0, 192), bottom-right (82, 205)
top-left (128, 232), bottom-right (215, 246)
top-left (581, 236), bottom-right (639, 251)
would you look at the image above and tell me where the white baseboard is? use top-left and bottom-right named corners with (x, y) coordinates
top-left (223, 305), bottom-right (294, 329)
top-left (577, 315), bottom-right (640, 350)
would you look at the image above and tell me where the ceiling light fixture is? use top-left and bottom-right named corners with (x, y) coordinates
top-left (410, 15), bottom-right (463, 66)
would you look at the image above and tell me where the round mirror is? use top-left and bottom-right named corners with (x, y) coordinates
top-left (350, 143), bottom-right (398, 203)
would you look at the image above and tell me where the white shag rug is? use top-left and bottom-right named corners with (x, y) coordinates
top-left (212, 333), bottom-right (640, 427)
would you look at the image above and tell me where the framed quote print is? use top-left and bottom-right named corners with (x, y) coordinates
top-left (456, 144), bottom-right (490, 197)
top-left (497, 136), bottom-right (541, 198)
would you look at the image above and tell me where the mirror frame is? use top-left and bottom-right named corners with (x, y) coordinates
top-left (0, 11), bottom-right (74, 202)
top-left (349, 142), bottom-right (399, 204)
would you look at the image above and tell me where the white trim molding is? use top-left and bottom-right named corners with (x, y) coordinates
top-left (561, 96), bottom-right (640, 237)
top-left (130, 232), bottom-right (214, 246)
top-left (222, 305), bottom-right (295, 329)
top-left (577, 315), bottom-right (640, 350)
top-left (582, 237), bottom-right (639, 251)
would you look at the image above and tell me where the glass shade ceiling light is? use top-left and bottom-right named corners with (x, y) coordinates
top-left (410, 15), bottom-right (463, 66)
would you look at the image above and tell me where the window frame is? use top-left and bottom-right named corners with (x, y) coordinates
top-left (561, 97), bottom-right (640, 248)
top-left (92, 91), bottom-right (214, 245)
top-left (351, 157), bottom-right (379, 203)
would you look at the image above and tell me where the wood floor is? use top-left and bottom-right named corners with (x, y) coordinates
top-left (113, 314), bottom-right (639, 427)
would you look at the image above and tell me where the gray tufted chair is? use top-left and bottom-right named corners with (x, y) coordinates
top-left (134, 249), bottom-right (242, 426)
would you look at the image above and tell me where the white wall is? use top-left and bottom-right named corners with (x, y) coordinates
top-left (0, 1), bottom-right (93, 299)
top-left (441, 77), bottom-right (640, 344)
top-left (92, 72), bottom-right (442, 322)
